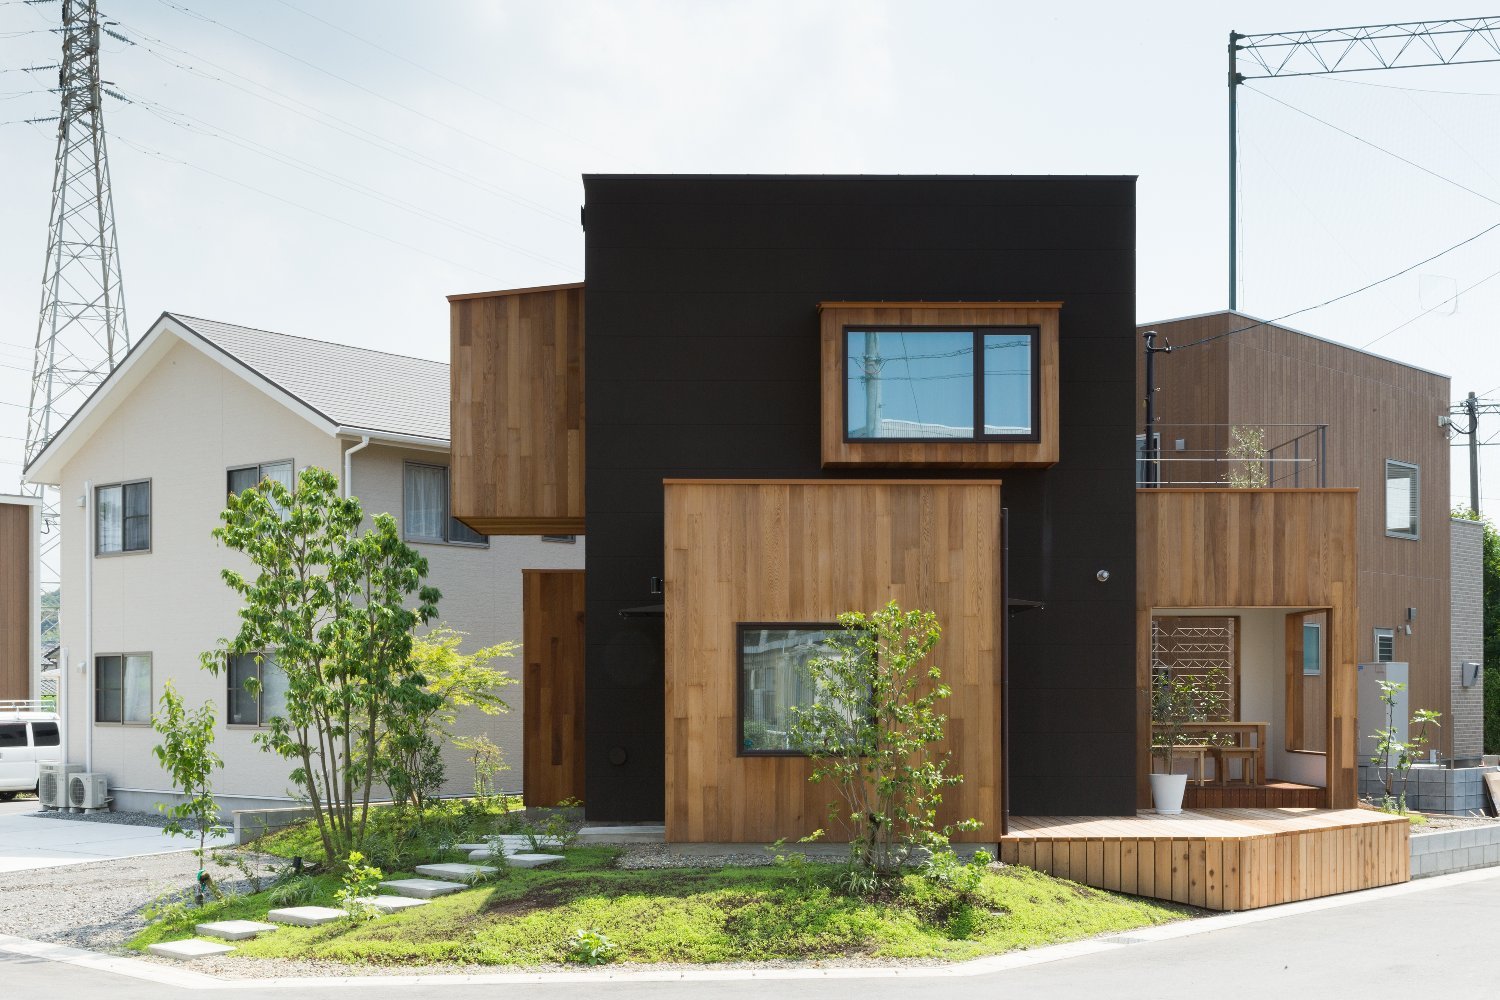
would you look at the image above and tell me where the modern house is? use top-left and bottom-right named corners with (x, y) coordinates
top-left (449, 174), bottom-right (1413, 910)
top-left (23, 313), bottom-right (583, 813)
top-left (1135, 311), bottom-right (1483, 774)
top-left (0, 494), bottom-right (42, 702)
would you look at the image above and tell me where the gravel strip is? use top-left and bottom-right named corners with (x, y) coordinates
top-left (616, 843), bottom-right (775, 869)
top-left (1415, 813), bottom-right (1500, 832)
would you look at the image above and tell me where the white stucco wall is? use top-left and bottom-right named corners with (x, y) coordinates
top-left (54, 337), bottom-right (584, 813)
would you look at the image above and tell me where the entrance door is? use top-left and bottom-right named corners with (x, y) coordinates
top-left (522, 569), bottom-right (586, 807)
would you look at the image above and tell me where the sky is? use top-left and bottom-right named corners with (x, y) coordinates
top-left (2, 1), bottom-right (1499, 509)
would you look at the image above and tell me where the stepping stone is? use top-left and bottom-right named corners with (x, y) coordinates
top-left (359, 895), bottom-right (429, 914)
top-left (507, 853), bottom-right (564, 869)
top-left (378, 878), bottom-right (467, 899)
top-left (414, 862), bottom-right (497, 881)
top-left (148, 938), bottom-right (237, 960)
top-left (267, 905), bottom-right (347, 927)
top-left (194, 919), bottom-right (277, 941)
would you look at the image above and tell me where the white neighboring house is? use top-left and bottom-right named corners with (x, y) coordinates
top-left (24, 312), bottom-right (583, 814)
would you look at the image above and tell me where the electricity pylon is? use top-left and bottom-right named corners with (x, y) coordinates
top-left (23, 0), bottom-right (130, 689)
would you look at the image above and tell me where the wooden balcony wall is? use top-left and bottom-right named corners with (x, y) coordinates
top-left (0, 501), bottom-right (32, 700)
top-left (1137, 488), bottom-right (1360, 809)
top-left (449, 283), bottom-right (585, 535)
top-left (664, 479), bottom-right (1004, 843)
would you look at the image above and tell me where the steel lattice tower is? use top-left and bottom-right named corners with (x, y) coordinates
top-left (24, 0), bottom-right (129, 676)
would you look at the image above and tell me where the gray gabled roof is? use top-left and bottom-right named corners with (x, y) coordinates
top-left (169, 313), bottom-right (449, 442)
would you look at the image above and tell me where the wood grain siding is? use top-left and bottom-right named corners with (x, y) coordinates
top-left (664, 479), bottom-right (1003, 843)
top-left (1136, 489), bottom-right (1360, 809)
top-left (449, 284), bottom-right (585, 535)
top-left (523, 569), bottom-right (587, 806)
top-left (820, 303), bottom-right (1060, 469)
top-left (0, 502), bottom-right (31, 700)
top-left (1139, 311), bottom-right (1452, 754)
top-left (999, 807), bottom-right (1409, 910)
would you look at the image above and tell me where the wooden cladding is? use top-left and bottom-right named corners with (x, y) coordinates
top-left (1136, 489), bottom-right (1359, 809)
top-left (522, 569), bottom-right (586, 807)
top-left (819, 302), bottom-right (1060, 469)
top-left (449, 284), bottom-right (585, 535)
top-left (0, 501), bottom-right (32, 700)
top-left (664, 479), bottom-right (1003, 843)
top-left (999, 808), bottom-right (1409, 911)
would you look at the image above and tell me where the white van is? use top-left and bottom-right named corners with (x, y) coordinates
top-left (0, 702), bottom-right (63, 799)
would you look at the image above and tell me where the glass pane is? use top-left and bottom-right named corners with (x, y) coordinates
top-left (1302, 624), bottom-right (1321, 675)
top-left (739, 627), bottom-right (843, 752)
top-left (96, 485), bottom-right (122, 553)
top-left (227, 466), bottom-right (259, 496)
top-left (95, 655), bottom-right (122, 723)
top-left (261, 461), bottom-right (294, 492)
top-left (403, 465), bottom-right (446, 541)
top-left (123, 482), bottom-right (150, 551)
top-left (449, 517), bottom-right (486, 545)
top-left (0, 724), bottom-right (25, 747)
top-left (982, 332), bottom-right (1034, 436)
top-left (30, 722), bottom-right (59, 747)
top-left (846, 331), bottom-right (975, 439)
top-left (227, 655), bottom-right (259, 725)
top-left (259, 654), bottom-right (290, 723)
top-left (1385, 465), bottom-right (1417, 534)
top-left (123, 654), bottom-right (152, 724)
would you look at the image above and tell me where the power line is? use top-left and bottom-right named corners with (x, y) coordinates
top-left (1362, 265), bottom-right (1500, 348)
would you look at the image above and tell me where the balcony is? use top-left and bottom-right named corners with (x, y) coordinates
top-left (1136, 423), bottom-right (1327, 489)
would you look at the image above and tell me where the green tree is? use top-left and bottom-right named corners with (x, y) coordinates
top-left (788, 602), bottom-right (979, 882)
top-left (1453, 508), bottom-right (1500, 754)
top-left (203, 467), bottom-right (440, 865)
top-left (380, 626), bottom-right (517, 811)
top-left (151, 681), bottom-right (226, 899)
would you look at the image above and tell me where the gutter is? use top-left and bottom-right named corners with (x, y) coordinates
top-left (342, 435), bottom-right (371, 498)
top-left (335, 426), bottom-right (449, 452)
top-left (83, 479), bottom-right (93, 774)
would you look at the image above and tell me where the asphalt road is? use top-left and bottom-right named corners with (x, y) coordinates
top-left (4, 868), bottom-right (1497, 999)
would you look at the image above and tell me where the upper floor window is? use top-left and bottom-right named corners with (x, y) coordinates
top-left (228, 460), bottom-right (294, 498)
top-left (96, 480), bottom-right (150, 555)
top-left (403, 462), bottom-right (487, 547)
top-left (1384, 460), bottom-right (1419, 539)
top-left (844, 328), bottom-right (1038, 442)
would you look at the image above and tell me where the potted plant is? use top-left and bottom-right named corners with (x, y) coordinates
top-left (1150, 668), bottom-right (1229, 814)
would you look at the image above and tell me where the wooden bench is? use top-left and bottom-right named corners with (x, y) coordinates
top-left (1212, 746), bottom-right (1259, 786)
top-left (1154, 744), bottom-right (1212, 786)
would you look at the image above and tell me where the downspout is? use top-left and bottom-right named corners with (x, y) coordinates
top-left (1000, 506), bottom-right (1010, 837)
top-left (342, 435), bottom-right (371, 498)
top-left (83, 479), bottom-right (93, 774)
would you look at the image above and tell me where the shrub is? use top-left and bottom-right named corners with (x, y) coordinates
top-left (150, 681), bottom-right (227, 903)
top-left (566, 928), bottom-right (616, 965)
top-left (335, 850), bottom-right (384, 921)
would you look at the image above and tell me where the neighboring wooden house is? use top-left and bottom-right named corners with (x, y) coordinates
top-left (23, 313), bottom-right (583, 813)
top-left (0, 494), bottom-right (41, 702)
top-left (447, 175), bottom-right (1411, 911)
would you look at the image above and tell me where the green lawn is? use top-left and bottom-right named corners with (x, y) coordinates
top-left (132, 843), bottom-right (1191, 967)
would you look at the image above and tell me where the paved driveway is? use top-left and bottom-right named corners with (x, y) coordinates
top-left (0, 799), bottom-right (234, 873)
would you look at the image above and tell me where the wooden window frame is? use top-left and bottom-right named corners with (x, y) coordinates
top-left (841, 327), bottom-right (1041, 445)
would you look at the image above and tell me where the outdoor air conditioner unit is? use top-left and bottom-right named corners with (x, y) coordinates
top-left (68, 772), bottom-right (110, 811)
top-left (39, 761), bottom-right (83, 809)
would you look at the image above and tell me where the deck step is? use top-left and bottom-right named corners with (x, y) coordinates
top-left (377, 878), bottom-right (467, 899)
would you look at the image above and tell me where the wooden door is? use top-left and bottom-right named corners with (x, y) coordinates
top-left (522, 569), bottom-right (586, 807)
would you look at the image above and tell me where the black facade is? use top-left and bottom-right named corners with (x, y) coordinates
top-left (582, 174), bottom-right (1138, 820)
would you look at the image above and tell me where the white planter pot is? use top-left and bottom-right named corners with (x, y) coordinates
top-left (1150, 772), bottom-right (1188, 815)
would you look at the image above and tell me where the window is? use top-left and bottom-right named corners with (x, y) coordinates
top-left (737, 624), bottom-right (852, 755)
top-left (403, 462), bottom-right (487, 546)
top-left (30, 722), bottom-right (59, 747)
top-left (95, 654), bottom-right (151, 724)
top-left (96, 481), bottom-right (150, 554)
top-left (1374, 628), bottom-right (1395, 663)
top-left (1302, 622), bottom-right (1321, 676)
top-left (228, 460), bottom-right (294, 498)
top-left (0, 724), bottom-right (24, 749)
top-left (542, 535), bottom-right (577, 544)
top-left (844, 328), bottom-right (1038, 442)
top-left (227, 652), bottom-right (289, 727)
top-left (1384, 460), bottom-right (1419, 539)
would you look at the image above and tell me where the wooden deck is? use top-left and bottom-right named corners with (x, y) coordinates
top-left (1184, 778), bottom-right (1325, 809)
top-left (999, 808), bottom-right (1409, 911)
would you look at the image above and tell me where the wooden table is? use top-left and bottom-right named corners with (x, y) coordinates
top-left (1153, 722), bottom-right (1268, 786)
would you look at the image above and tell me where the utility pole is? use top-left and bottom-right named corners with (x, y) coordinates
top-left (1466, 392), bottom-right (1480, 516)
top-left (23, 0), bottom-right (130, 691)
top-left (1141, 331), bottom-right (1171, 487)
top-left (1228, 31), bottom-right (1241, 311)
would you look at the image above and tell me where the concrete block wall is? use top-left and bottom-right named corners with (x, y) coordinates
top-left (1410, 824), bottom-right (1500, 878)
top-left (1451, 518), bottom-right (1484, 759)
top-left (1359, 763), bottom-right (1498, 815)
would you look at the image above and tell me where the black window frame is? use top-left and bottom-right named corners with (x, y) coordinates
top-left (841, 325), bottom-right (1042, 445)
top-left (94, 479), bottom-right (151, 556)
top-left (401, 461), bottom-right (489, 548)
top-left (735, 621), bottom-right (852, 758)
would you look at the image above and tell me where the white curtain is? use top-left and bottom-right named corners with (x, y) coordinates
top-left (123, 654), bottom-right (151, 724)
top-left (96, 485), bottom-right (122, 553)
top-left (404, 464), bottom-right (446, 541)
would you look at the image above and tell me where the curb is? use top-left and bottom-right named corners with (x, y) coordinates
top-left (3, 865), bottom-right (1499, 990)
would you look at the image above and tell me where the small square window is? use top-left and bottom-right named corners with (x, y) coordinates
top-left (403, 462), bottom-right (487, 547)
top-left (227, 652), bottom-right (288, 726)
top-left (1384, 460), bottom-right (1419, 539)
top-left (94, 653), bottom-right (151, 724)
top-left (737, 624), bottom-right (855, 755)
top-left (96, 481), bottom-right (150, 554)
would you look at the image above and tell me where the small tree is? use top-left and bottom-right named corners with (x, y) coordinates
top-left (380, 626), bottom-right (518, 811)
top-left (1370, 679), bottom-right (1442, 813)
top-left (1224, 425), bottom-right (1269, 488)
top-left (204, 467), bottom-right (439, 865)
top-left (151, 681), bottom-right (226, 902)
top-left (1150, 667), bottom-right (1230, 770)
top-left (788, 602), bottom-right (978, 882)
top-left (453, 732), bottom-right (510, 809)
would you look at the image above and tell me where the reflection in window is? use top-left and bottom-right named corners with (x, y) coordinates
top-left (738, 625), bottom-right (845, 754)
top-left (983, 334), bottom-right (1034, 435)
